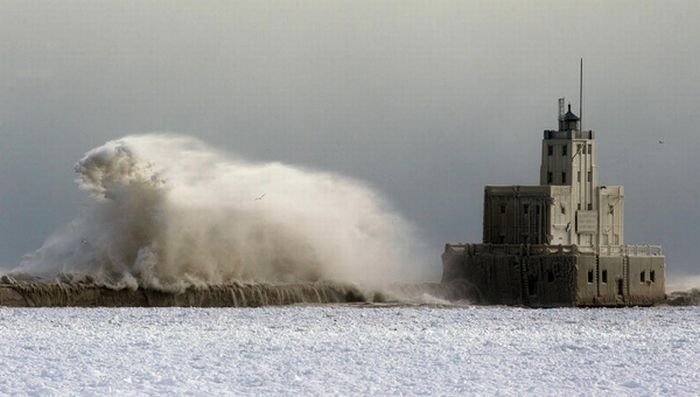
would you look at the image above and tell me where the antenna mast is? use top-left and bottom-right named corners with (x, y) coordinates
top-left (579, 58), bottom-right (583, 130)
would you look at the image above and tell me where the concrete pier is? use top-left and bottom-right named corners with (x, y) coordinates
top-left (0, 281), bottom-right (367, 308)
top-left (0, 279), bottom-right (477, 308)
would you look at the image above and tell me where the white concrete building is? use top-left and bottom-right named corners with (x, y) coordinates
top-left (443, 97), bottom-right (665, 307)
top-left (483, 98), bottom-right (624, 251)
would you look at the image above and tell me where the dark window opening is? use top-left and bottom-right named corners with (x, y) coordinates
top-left (562, 145), bottom-right (567, 156)
top-left (587, 144), bottom-right (592, 154)
top-left (547, 145), bottom-right (553, 156)
top-left (498, 235), bottom-right (505, 243)
top-left (587, 270), bottom-right (594, 283)
top-left (577, 203), bottom-right (581, 210)
top-left (602, 270), bottom-right (608, 283)
top-left (523, 204), bottom-right (529, 214)
top-left (561, 206), bottom-right (566, 215)
top-left (547, 270), bottom-right (555, 282)
top-left (582, 145), bottom-right (587, 154)
top-left (500, 204), bottom-right (506, 214)
top-left (561, 172), bottom-right (567, 184)
top-left (547, 172), bottom-right (553, 184)
top-left (650, 270), bottom-right (656, 283)
top-left (577, 171), bottom-right (581, 182)
top-left (528, 274), bottom-right (538, 296)
top-left (536, 205), bottom-right (540, 215)
top-left (587, 171), bottom-right (592, 182)
top-left (587, 203), bottom-right (593, 211)
top-left (617, 279), bottom-right (624, 296)
top-left (640, 271), bottom-right (646, 283)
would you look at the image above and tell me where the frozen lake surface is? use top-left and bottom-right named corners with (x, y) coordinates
top-left (1, 305), bottom-right (699, 396)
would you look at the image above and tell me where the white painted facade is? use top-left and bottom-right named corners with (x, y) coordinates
top-left (484, 98), bottom-right (625, 252)
top-left (449, 96), bottom-right (665, 306)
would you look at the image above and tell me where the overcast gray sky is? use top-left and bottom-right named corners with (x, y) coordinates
top-left (1, 0), bottom-right (699, 277)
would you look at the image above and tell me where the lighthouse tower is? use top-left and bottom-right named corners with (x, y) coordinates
top-left (481, 97), bottom-right (624, 251)
top-left (540, 99), bottom-right (596, 204)
top-left (538, 98), bottom-right (622, 249)
top-left (443, 89), bottom-right (665, 307)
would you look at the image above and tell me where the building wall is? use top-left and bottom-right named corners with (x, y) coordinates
top-left (443, 244), bottom-right (579, 306)
top-left (569, 137), bottom-right (598, 216)
top-left (598, 185), bottom-right (624, 245)
top-left (483, 186), bottom-right (552, 244)
top-left (597, 256), bottom-right (625, 304)
top-left (628, 256), bottom-right (666, 305)
top-left (540, 137), bottom-right (573, 186)
top-left (441, 244), bottom-right (524, 304)
top-left (539, 130), bottom-right (598, 199)
top-left (575, 254), bottom-right (598, 305)
top-left (483, 184), bottom-right (619, 248)
top-left (524, 254), bottom-right (578, 307)
top-left (442, 244), bottom-right (469, 282)
top-left (548, 186), bottom-right (574, 245)
top-left (538, 129), bottom-right (601, 249)
top-left (442, 244), bottom-right (665, 307)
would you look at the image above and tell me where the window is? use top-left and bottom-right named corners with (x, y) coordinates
top-left (582, 145), bottom-right (587, 154)
top-left (547, 172), bottom-right (553, 184)
top-left (587, 171), bottom-right (592, 182)
top-left (561, 172), bottom-right (567, 184)
top-left (577, 171), bottom-right (581, 182)
top-left (500, 204), bottom-right (506, 214)
top-left (547, 145), bottom-right (553, 156)
top-left (561, 206), bottom-right (566, 215)
top-left (528, 274), bottom-right (538, 295)
top-left (617, 279), bottom-right (624, 295)
top-left (602, 270), bottom-right (608, 283)
top-left (562, 145), bottom-right (567, 156)
top-left (547, 270), bottom-right (555, 282)
top-left (587, 144), bottom-right (592, 155)
top-left (587, 203), bottom-right (593, 211)
top-left (536, 205), bottom-right (540, 215)
top-left (640, 271), bottom-right (646, 283)
top-left (577, 203), bottom-right (581, 210)
top-left (523, 204), bottom-right (529, 214)
top-left (577, 144), bottom-right (583, 154)
top-left (650, 270), bottom-right (656, 283)
top-left (587, 270), bottom-right (594, 283)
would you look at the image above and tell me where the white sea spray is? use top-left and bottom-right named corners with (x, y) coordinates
top-left (11, 134), bottom-right (427, 291)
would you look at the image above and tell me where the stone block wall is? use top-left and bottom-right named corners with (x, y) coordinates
top-left (442, 243), bottom-right (666, 307)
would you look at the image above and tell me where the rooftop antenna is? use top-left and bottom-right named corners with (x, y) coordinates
top-left (579, 58), bottom-right (583, 131)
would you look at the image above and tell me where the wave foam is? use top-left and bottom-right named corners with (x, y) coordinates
top-left (11, 134), bottom-right (426, 291)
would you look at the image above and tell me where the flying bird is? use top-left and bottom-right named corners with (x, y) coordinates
top-left (254, 193), bottom-right (266, 200)
top-left (658, 140), bottom-right (665, 144)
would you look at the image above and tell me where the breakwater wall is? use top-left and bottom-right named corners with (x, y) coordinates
top-left (0, 279), bottom-right (476, 308)
top-left (0, 281), bottom-right (365, 307)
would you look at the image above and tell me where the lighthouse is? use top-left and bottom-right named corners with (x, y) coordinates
top-left (442, 96), bottom-right (666, 307)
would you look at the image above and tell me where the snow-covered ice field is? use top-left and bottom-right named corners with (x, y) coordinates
top-left (0, 305), bottom-right (698, 396)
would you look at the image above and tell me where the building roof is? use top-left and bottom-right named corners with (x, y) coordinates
top-left (564, 104), bottom-right (579, 121)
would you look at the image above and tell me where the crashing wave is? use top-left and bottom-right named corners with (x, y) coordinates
top-left (9, 134), bottom-right (428, 291)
